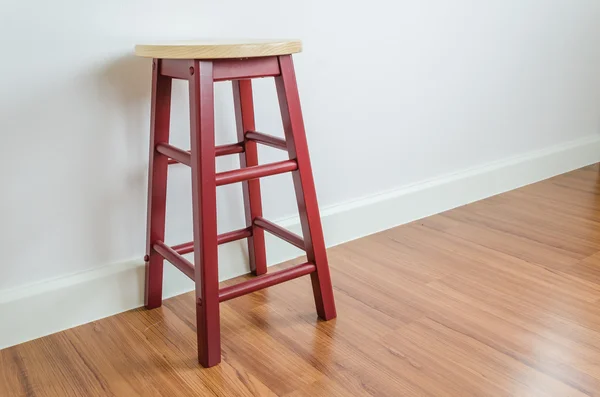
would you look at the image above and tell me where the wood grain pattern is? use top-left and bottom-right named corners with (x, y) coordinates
top-left (135, 40), bottom-right (302, 59)
top-left (4, 164), bottom-right (600, 395)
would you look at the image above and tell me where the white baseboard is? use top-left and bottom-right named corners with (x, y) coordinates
top-left (2, 135), bottom-right (599, 349)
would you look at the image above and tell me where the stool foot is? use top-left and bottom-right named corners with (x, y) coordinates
top-left (196, 300), bottom-right (221, 367)
top-left (145, 255), bottom-right (164, 309)
top-left (276, 55), bottom-right (337, 321)
top-left (233, 80), bottom-right (268, 276)
top-left (144, 59), bottom-right (172, 309)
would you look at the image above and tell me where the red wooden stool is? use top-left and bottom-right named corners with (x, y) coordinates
top-left (135, 40), bottom-right (337, 367)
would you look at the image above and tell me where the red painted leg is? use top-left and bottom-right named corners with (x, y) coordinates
top-left (145, 59), bottom-right (172, 309)
top-left (275, 55), bottom-right (337, 320)
top-left (232, 80), bottom-right (268, 276)
top-left (189, 60), bottom-right (221, 367)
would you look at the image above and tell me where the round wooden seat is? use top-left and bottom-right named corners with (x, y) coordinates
top-left (135, 39), bottom-right (302, 59)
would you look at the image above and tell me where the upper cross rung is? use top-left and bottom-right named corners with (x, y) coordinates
top-left (167, 143), bottom-right (244, 165)
top-left (246, 131), bottom-right (287, 151)
top-left (157, 143), bottom-right (191, 166)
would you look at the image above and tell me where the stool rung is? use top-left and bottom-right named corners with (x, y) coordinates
top-left (246, 131), bottom-right (287, 151)
top-left (157, 143), bottom-right (191, 167)
top-left (153, 240), bottom-right (194, 280)
top-left (172, 227), bottom-right (253, 255)
top-left (254, 216), bottom-right (305, 250)
top-left (216, 159), bottom-right (297, 186)
top-left (215, 142), bottom-right (245, 157)
top-left (167, 143), bottom-right (245, 165)
top-left (218, 262), bottom-right (316, 302)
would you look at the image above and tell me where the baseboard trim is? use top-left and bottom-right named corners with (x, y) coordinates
top-left (2, 135), bottom-right (599, 349)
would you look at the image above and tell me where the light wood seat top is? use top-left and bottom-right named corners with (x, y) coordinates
top-left (135, 39), bottom-right (302, 59)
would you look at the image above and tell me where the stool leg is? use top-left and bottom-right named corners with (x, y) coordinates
top-left (145, 59), bottom-right (172, 309)
top-left (233, 80), bottom-right (268, 276)
top-left (275, 55), bottom-right (337, 320)
top-left (189, 60), bottom-right (221, 367)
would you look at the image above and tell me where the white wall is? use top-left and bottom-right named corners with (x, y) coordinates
top-left (2, 1), bottom-right (600, 314)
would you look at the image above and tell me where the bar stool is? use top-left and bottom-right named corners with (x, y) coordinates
top-left (134, 40), bottom-right (337, 367)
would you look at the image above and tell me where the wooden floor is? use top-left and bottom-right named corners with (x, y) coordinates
top-left (4, 165), bottom-right (600, 396)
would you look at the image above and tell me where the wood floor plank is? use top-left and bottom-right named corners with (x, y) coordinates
top-left (426, 276), bottom-right (600, 393)
top-left (428, 273), bottom-right (600, 354)
top-left (447, 199), bottom-right (600, 257)
top-left (283, 378), bottom-right (370, 397)
top-left (386, 318), bottom-right (589, 397)
top-left (562, 252), bottom-right (600, 289)
top-left (8, 332), bottom-right (120, 397)
top-left (4, 164), bottom-right (600, 396)
top-left (498, 189), bottom-right (600, 227)
top-left (419, 213), bottom-right (581, 270)
top-left (420, 299), bottom-right (600, 395)
top-left (516, 175), bottom-right (600, 213)
top-left (0, 347), bottom-right (35, 397)
top-left (386, 223), bottom-right (600, 303)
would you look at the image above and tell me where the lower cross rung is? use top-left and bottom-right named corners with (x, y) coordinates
top-left (172, 227), bottom-right (252, 255)
top-left (216, 160), bottom-right (298, 186)
top-left (254, 216), bottom-right (304, 250)
top-left (218, 262), bottom-right (316, 302)
top-left (153, 240), bottom-right (195, 280)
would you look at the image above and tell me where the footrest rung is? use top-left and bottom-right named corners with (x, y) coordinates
top-left (254, 216), bottom-right (305, 250)
top-left (157, 143), bottom-right (191, 167)
top-left (219, 262), bottom-right (316, 302)
top-left (246, 131), bottom-right (287, 151)
top-left (167, 143), bottom-right (245, 165)
top-left (153, 240), bottom-right (195, 280)
top-left (172, 227), bottom-right (252, 255)
top-left (216, 160), bottom-right (297, 186)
